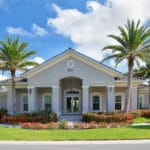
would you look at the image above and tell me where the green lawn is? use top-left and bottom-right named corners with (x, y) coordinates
top-left (0, 126), bottom-right (150, 140)
top-left (134, 117), bottom-right (150, 124)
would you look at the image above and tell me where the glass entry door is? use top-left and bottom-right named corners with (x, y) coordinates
top-left (65, 94), bottom-right (80, 114)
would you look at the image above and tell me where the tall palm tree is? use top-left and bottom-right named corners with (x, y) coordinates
top-left (102, 19), bottom-right (150, 112)
top-left (0, 36), bottom-right (38, 115)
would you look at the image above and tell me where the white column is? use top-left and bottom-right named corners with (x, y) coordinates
top-left (107, 86), bottom-right (115, 112)
top-left (28, 87), bottom-right (37, 112)
top-left (82, 86), bottom-right (89, 113)
top-left (52, 86), bottom-right (60, 115)
top-left (131, 87), bottom-right (138, 110)
top-left (7, 88), bottom-right (13, 114)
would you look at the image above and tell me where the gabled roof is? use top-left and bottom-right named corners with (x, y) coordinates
top-left (21, 48), bottom-right (122, 78)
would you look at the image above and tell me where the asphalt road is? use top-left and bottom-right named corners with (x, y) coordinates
top-left (0, 140), bottom-right (150, 150)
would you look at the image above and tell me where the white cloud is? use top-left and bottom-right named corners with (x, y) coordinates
top-left (6, 26), bottom-right (31, 36)
top-left (26, 57), bottom-right (45, 70)
top-left (0, 74), bottom-right (8, 81)
top-left (6, 24), bottom-right (48, 37)
top-left (32, 24), bottom-right (48, 36)
top-left (47, 0), bottom-right (150, 64)
top-left (32, 57), bottom-right (45, 64)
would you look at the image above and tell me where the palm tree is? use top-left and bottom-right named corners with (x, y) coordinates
top-left (0, 36), bottom-right (38, 115)
top-left (102, 19), bottom-right (150, 112)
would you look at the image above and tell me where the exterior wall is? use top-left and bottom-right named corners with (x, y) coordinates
top-left (16, 89), bottom-right (28, 113)
top-left (89, 87), bottom-right (107, 112)
top-left (28, 57), bottom-right (114, 87)
top-left (37, 87), bottom-right (52, 110)
top-left (139, 87), bottom-right (150, 109)
top-left (114, 87), bottom-right (126, 111)
top-left (0, 93), bottom-right (7, 109)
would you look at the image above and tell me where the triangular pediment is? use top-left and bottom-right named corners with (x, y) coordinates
top-left (22, 48), bottom-right (122, 78)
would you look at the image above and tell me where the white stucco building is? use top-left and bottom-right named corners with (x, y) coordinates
top-left (0, 48), bottom-right (149, 120)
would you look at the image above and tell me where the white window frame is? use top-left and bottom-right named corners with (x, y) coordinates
top-left (42, 93), bottom-right (52, 111)
top-left (21, 93), bottom-right (28, 112)
top-left (115, 93), bottom-right (124, 111)
top-left (90, 92), bottom-right (102, 112)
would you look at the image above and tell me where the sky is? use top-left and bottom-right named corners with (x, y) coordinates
top-left (0, 0), bottom-right (150, 80)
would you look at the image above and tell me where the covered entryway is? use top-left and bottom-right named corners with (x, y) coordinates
top-left (64, 90), bottom-right (80, 114)
top-left (60, 77), bottom-right (82, 115)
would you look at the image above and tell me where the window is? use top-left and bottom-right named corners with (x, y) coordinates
top-left (93, 96), bottom-right (100, 110)
top-left (22, 94), bottom-right (28, 111)
top-left (139, 95), bottom-right (144, 109)
top-left (91, 93), bottom-right (101, 111)
top-left (43, 94), bottom-right (51, 111)
top-left (115, 95), bottom-right (122, 111)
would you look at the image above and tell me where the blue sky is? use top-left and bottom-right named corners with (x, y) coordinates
top-left (0, 0), bottom-right (150, 79)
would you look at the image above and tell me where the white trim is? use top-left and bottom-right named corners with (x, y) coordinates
top-left (22, 50), bottom-right (121, 78)
top-left (90, 92), bottom-right (102, 112)
top-left (21, 93), bottom-right (28, 112)
top-left (115, 93), bottom-right (124, 111)
top-left (42, 93), bottom-right (52, 110)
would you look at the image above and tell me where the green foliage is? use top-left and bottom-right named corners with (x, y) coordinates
top-left (0, 36), bottom-right (38, 72)
top-left (82, 112), bottom-right (134, 123)
top-left (1, 110), bottom-right (57, 124)
top-left (59, 119), bottom-right (67, 129)
top-left (102, 19), bottom-right (150, 112)
top-left (0, 108), bottom-right (8, 120)
top-left (134, 117), bottom-right (150, 124)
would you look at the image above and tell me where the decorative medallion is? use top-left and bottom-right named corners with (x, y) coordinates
top-left (67, 60), bottom-right (74, 71)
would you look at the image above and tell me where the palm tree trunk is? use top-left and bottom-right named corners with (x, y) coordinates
top-left (124, 64), bottom-right (134, 112)
top-left (11, 70), bottom-right (16, 115)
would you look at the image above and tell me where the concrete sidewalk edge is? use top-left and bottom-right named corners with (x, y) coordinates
top-left (0, 140), bottom-right (150, 145)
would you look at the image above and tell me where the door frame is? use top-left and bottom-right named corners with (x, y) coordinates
top-left (64, 89), bottom-right (81, 114)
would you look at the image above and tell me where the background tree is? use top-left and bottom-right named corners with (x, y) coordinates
top-left (133, 60), bottom-right (150, 79)
top-left (0, 36), bottom-right (38, 115)
top-left (102, 19), bottom-right (150, 112)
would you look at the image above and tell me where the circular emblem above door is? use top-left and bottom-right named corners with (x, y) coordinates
top-left (67, 60), bottom-right (75, 68)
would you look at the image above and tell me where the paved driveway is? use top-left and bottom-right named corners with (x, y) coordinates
top-left (0, 140), bottom-right (150, 150)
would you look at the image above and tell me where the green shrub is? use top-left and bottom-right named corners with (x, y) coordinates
top-left (59, 119), bottom-right (67, 129)
top-left (82, 112), bottom-right (134, 123)
top-left (1, 110), bottom-right (57, 124)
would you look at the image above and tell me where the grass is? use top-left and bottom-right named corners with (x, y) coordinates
top-left (134, 117), bottom-right (150, 124)
top-left (0, 126), bottom-right (150, 140)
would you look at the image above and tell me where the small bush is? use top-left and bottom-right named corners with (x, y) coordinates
top-left (141, 110), bottom-right (150, 117)
top-left (59, 119), bottom-right (67, 129)
top-left (131, 111), bottom-right (141, 118)
top-left (0, 108), bottom-right (8, 121)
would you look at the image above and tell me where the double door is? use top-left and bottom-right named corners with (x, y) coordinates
top-left (65, 94), bottom-right (80, 114)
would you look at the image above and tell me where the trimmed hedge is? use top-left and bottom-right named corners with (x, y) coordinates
top-left (82, 112), bottom-right (134, 123)
top-left (141, 110), bottom-right (150, 117)
top-left (0, 111), bottom-right (57, 124)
